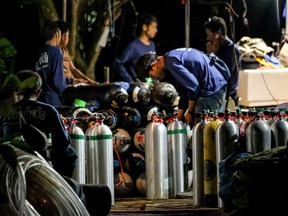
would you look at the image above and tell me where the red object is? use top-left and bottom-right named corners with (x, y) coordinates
top-left (181, 0), bottom-right (186, 4)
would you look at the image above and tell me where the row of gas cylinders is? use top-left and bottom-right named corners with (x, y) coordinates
top-left (61, 81), bottom-right (179, 111)
top-left (58, 81), bottom-right (179, 134)
top-left (63, 106), bottom-right (288, 204)
top-left (61, 111), bottom-right (191, 204)
top-left (190, 108), bottom-right (288, 208)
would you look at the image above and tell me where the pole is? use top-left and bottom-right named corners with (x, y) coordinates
top-left (63, 0), bottom-right (67, 21)
top-left (185, 0), bottom-right (190, 47)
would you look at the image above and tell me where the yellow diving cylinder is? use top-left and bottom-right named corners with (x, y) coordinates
top-left (203, 112), bottom-right (223, 208)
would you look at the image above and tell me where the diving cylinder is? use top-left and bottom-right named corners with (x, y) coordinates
top-left (203, 113), bottom-right (222, 208)
top-left (113, 128), bottom-right (131, 154)
top-left (124, 152), bottom-right (145, 177)
top-left (136, 172), bottom-right (147, 196)
top-left (192, 110), bottom-right (210, 207)
top-left (238, 110), bottom-right (249, 151)
top-left (271, 112), bottom-right (288, 147)
top-left (85, 117), bottom-right (114, 205)
top-left (70, 122), bottom-right (86, 184)
top-left (62, 83), bottom-right (129, 108)
top-left (235, 108), bottom-right (243, 128)
top-left (246, 112), bottom-right (271, 153)
top-left (167, 117), bottom-right (187, 198)
top-left (151, 82), bottom-right (178, 107)
top-left (114, 172), bottom-right (134, 196)
top-left (133, 128), bottom-right (145, 152)
top-left (145, 116), bottom-right (169, 199)
top-left (118, 106), bottom-right (141, 129)
top-left (266, 109), bottom-right (277, 126)
top-left (127, 82), bottom-right (151, 106)
top-left (216, 110), bottom-right (240, 208)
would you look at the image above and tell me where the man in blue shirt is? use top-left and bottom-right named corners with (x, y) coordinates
top-left (205, 16), bottom-right (241, 107)
top-left (114, 13), bottom-right (158, 82)
top-left (136, 48), bottom-right (227, 126)
top-left (1, 70), bottom-right (76, 177)
top-left (35, 21), bottom-right (67, 107)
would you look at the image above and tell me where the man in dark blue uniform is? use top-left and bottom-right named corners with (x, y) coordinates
top-left (136, 48), bottom-right (228, 126)
top-left (1, 70), bottom-right (113, 215)
top-left (1, 70), bottom-right (76, 177)
top-left (114, 13), bottom-right (158, 82)
top-left (35, 21), bottom-right (67, 107)
top-left (205, 16), bottom-right (241, 107)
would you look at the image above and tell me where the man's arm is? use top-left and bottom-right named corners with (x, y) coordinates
top-left (70, 60), bottom-right (99, 84)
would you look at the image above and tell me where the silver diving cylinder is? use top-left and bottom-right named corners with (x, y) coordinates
top-left (271, 111), bottom-right (288, 147)
top-left (70, 120), bottom-right (86, 184)
top-left (246, 112), bottom-right (271, 153)
top-left (192, 110), bottom-right (210, 207)
top-left (166, 116), bottom-right (187, 198)
top-left (85, 114), bottom-right (114, 205)
top-left (145, 115), bottom-right (169, 199)
top-left (215, 110), bottom-right (240, 208)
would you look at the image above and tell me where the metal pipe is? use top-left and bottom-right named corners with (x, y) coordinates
top-left (185, 0), bottom-right (190, 47)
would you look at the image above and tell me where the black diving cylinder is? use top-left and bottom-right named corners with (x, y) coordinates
top-left (62, 83), bottom-right (129, 108)
top-left (271, 111), bottom-right (288, 147)
top-left (215, 110), bottom-right (240, 208)
top-left (246, 112), bottom-right (271, 153)
top-left (192, 110), bottom-right (210, 207)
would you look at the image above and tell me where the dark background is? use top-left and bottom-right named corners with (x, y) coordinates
top-left (0, 0), bottom-right (286, 82)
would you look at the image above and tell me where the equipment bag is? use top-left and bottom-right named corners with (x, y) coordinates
top-left (219, 146), bottom-right (288, 214)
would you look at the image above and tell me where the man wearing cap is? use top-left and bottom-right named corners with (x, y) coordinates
top-left (136, 48), bottom-right (228, 126)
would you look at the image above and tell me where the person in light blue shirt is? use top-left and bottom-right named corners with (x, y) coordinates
top-left (114, 13), bottom-right (158, 82)
top-left (136, 48), bottom-right (228, 126)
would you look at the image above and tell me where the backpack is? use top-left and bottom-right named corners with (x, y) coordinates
top-left (207, 52), bottom-right (231, 81)
top-left (207, 53), bottom-right (232, 110)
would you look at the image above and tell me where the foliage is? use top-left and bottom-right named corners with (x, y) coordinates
top-left (0, 35), bottom-right (19, 116)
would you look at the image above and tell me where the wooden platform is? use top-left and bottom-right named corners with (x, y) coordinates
top-left (109, 198), bottom-right (221, 216)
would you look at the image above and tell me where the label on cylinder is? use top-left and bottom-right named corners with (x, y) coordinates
top-left (133, 86), bottom-right (140, 102)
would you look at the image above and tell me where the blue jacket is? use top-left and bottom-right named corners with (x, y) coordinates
top-left (2, 99), bottom-right (71, 152)
top-left (115, 38), bottom-right (156, 82)
top-left (163, 48), bottom-right (227, 109)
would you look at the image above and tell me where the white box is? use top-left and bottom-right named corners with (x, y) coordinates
top-left (238, 68), bottom-right (288, 107)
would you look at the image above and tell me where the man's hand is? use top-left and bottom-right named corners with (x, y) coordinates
top-left (206, 41), bottom-right (217, 54)
top-left (185, 112), bottom-right (194, 128)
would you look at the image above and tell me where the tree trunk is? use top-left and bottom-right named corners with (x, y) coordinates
top-left (70, 0), bottom-right (79, 59)
top-left (86, 0), bottom-right (124, 80)
top-left (36, 0), bottom-right (59, 27)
